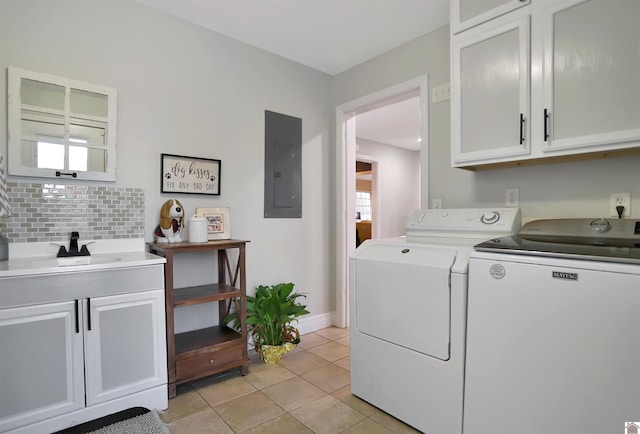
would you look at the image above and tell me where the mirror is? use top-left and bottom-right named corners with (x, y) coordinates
top-left (8, 67), bottom-right (117, 181)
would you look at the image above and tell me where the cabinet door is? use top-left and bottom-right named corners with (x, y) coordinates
top-left (541, 0), bottom-right (640, 152)
top-left (452, 16), bottom-right (531, 166)
top-left (452, 0), bottom-right (530, 34)
top-left (0, 301), bottom-right (84, 432)
top-left (84, 290), bottom-right (167, 406)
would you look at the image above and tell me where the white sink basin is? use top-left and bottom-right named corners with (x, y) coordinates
top-left (57, 256), bottom-right (122, 267)
top-left (20, 256), bottom-right (123, 268)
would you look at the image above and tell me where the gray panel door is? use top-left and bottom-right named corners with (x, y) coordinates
top-left (264, 110), bottom-right (301, 218)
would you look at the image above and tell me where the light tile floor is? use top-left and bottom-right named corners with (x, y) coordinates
top-left (160, 327), bottom-right (419, 433)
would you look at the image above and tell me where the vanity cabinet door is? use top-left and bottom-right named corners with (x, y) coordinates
top-left (84, 290), bottom-right (167, 406)
top-left (541, 0), bottom-right (640, 153)
top-left (0, 301), bottom-right (84, 432)
top-left (452, 0), bottom-right (530, 34)
top-left (452, 15), bottom-right (531, 166)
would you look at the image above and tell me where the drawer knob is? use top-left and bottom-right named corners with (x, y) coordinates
top-left (209, 359), bottom-right (215, 364)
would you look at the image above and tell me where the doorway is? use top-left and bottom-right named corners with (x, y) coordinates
top-left (335, 75), bottom-right (429, 327)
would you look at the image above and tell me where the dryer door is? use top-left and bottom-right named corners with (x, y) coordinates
top-left (353, 242), bottom-right (456, 360)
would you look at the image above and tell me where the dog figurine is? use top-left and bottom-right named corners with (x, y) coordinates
top-left (154, 199), bottom-right (185, 243)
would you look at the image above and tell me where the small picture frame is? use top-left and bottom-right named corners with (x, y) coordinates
top-left (196, 207), bottom-right (231, 240)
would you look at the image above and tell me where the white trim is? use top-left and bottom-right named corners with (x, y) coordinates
top-left (297, 312), bottom-right (336, 336)
top-left (335, 75), bottom-right (429, 329)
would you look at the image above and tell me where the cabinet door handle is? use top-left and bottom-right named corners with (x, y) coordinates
top-left (544, 108), bottom-right (550, 141)
top-left (87, 298), bottom-right (92, 331)
top-left (519, 113), bottom-right (525, 145)
top-left (75, 299), bottom-right (80, 334)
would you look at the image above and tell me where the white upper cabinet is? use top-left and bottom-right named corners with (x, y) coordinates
top-left (452, 15), bottom-right (530, 164)
top-left (7, 67), bottom-right (117, 181)
top-left (451, 0), bottom-right (640, 169)
top-left (541, 0), bottom-right (640, 153)
top-left (451, 0), bottom-right (530, 34)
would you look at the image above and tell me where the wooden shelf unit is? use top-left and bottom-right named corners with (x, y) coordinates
top-left (148, 240), bottom-right (249, 398)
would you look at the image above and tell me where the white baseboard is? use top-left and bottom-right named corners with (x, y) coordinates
top-left (296, 312), bottom-right (337, 335)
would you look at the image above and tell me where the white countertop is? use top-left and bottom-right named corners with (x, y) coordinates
top-left (0, 238), bottom-right (165, 278)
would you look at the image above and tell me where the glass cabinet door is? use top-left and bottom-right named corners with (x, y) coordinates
top-left (452, 16), bottom-right (530, 165)
top-left (541, 0), bottom-right (640, 152)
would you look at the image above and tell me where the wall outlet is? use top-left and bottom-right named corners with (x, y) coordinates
top-left (505, 188), bottom-right (519, 207)
top-left (432, 198), bottom-right (443, 209)
top-left (610, 192), bottom-right (631, 217)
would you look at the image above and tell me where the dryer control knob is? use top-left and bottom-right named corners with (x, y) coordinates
top-left (590, 218), bottom-right (611, 233)
top-left (481, 211), bottom-right (500, 224)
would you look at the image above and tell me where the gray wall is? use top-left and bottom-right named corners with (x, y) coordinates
top-left (356, 139), bottom-right (420, 238)
top-left (2, 2), bottom-right (639, 330)
top-left (0, 0), bottom-right (334, 329)
top-left (334, 24), bottom-right (640, 221)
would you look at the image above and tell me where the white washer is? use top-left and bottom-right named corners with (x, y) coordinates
top-left (349, 208), bottom-right (521, 434)
top-left (465, 218), bottom-right (640, 434)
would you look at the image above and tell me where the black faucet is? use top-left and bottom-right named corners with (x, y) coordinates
top-left (56, 232), bottom-right (91, 257)
top-left (69, 231), bottom-right (79, 253)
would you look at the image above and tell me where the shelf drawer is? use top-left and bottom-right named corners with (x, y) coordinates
top-left (176, 345), bottom-right (243, 380)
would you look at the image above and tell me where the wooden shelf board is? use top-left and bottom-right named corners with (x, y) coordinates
top-left (173, 283), bottom-right (240, 307)
top-left (148, 240), bottom-right (250, 255)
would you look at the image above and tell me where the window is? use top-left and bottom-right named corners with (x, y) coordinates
top-left (355, 191), bottom-right (372, 221)
top-left (8, 67), bottom-right (117, 181)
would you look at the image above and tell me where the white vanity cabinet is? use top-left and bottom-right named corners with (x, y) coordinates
top-left (0, 256), bottom-right (167, 434)
top-left (451, 0), bottom-right (640, 169)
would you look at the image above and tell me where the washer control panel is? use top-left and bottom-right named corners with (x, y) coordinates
top-left (406, 208), bottom-right (521, 240)
top-left (520, 218), bottom-right (640, 242)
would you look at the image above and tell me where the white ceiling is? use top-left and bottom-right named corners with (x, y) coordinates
top-left (356, 96), bottom-right (422, 150)
top-left (133, 0), bottom-right (450, 149)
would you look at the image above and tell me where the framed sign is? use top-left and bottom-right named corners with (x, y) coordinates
top-left (196, 207), bottom-right (231, 240)
top-left (161, 153), bottom-right (220, 195)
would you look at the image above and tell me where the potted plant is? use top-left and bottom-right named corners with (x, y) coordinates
top-left (225, 282), bottom-right (309, 363)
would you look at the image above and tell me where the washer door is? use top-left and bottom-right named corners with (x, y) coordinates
top-left (353, 242), bottom-right (456, 360)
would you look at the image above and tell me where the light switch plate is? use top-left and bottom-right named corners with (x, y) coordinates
top-left (432, 83), bottom-right (450, 103)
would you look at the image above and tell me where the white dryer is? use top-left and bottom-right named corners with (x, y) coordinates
top-left (349, 208), bottom-right (521, 434)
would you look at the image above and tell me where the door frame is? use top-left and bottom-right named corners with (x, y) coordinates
top-left (334, 74), bottom-right (429, 328)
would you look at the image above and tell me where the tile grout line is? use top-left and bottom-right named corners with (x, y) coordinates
top-left (166, 329), bottom-right (394, 433)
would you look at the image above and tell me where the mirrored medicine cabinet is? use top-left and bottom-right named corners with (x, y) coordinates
top-left (7, 66), bottom-right (117, 181)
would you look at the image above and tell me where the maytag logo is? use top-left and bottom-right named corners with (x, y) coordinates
top-left (552, 271), bottom-right (578, 280)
